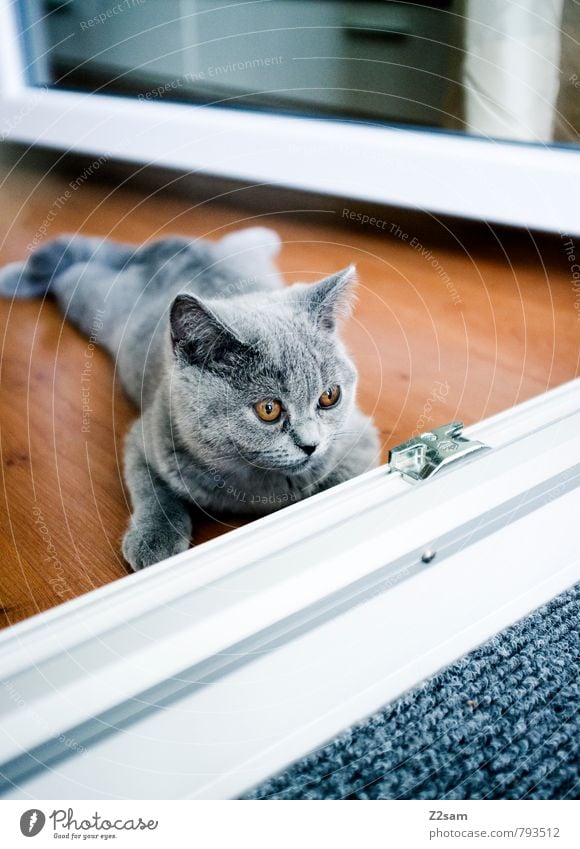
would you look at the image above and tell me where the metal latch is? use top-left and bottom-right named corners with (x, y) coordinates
top-left (388, 422), bottom-right (490, 483)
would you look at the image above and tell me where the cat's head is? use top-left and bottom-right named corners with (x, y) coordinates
top-left (168, 267), bottom-right (359, 474)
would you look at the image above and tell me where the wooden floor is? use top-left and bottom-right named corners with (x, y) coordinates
top-left (0, 150), bottom-right (578, 629)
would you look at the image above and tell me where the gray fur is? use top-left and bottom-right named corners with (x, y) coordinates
top-left (0, 228), bottom-right (380, 569)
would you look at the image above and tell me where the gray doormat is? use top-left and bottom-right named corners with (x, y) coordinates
top-left (245, 583), bottom-right (579, 799)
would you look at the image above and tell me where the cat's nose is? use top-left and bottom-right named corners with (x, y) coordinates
top-left (299, 443), bottom-right (318, 456)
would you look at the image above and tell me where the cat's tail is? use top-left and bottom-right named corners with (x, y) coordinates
top-left (0, 234), bottom-right (135, 299)
top-left (216, 226), bottom-right (284, 290)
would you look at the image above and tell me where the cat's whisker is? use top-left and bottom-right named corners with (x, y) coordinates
top-left (329, 432), bottom-right (359, 441)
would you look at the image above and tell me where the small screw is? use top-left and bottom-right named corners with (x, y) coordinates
top-left (421, 548), bottom-right (436, 564)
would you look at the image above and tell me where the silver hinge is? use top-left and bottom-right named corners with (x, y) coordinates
top-left (388, 421), bottom-right (490, 483)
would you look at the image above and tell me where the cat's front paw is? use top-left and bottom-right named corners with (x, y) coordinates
top-left (122, 521), bottom-right (191, 571)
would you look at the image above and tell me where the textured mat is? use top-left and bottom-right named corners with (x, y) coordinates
top-left (246, 584), bottom-right (579, 800)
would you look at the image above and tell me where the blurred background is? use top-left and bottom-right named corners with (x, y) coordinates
top-left (21, 0), bottom-right (580, 145)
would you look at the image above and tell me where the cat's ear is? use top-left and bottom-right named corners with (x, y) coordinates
top-left (170, 294), bottom-right (248, 368)
top-left (303, 266), bottom-right (357, 331)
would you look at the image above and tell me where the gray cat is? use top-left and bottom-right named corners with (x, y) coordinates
top-left (0, 227), bottom-right (380, 569)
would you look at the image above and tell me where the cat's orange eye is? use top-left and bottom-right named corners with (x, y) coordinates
top-left (255, 398), bottom-right (283, 422)
top-left (319, 384), bottom-right (341, 408)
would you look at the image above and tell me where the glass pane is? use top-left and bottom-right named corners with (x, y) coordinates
top-left (18, 1), bottom-right (580, 145)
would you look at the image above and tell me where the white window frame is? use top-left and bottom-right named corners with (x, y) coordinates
top-left (1, 0), bottom-right (580, 234)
